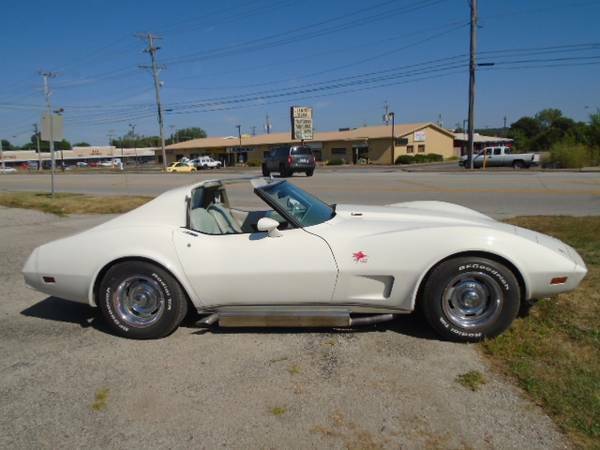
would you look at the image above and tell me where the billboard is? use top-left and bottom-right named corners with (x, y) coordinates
top-left (41, 114), bottom-right (64, 141)
top-left (290, 106), bottom-right (313, 141)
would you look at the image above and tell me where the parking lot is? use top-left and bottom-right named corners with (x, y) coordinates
top-left (1, 168), bottom-right (599, 218)
top-left (2, 169), bottom-right (597, 448)
top-left (0, 205), bottom-right (570, 449)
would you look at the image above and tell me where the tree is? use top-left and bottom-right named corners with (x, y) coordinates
top-left (535, 108), bottom-right (563, 129)
top-left (510, 117), bottom-right (541, 138)
top-left (73, 142), bottom-right (90, 147)
top-left (1, 139), bottom-right (14, 150)
top-left (168, 127), bottom-right (207, 145)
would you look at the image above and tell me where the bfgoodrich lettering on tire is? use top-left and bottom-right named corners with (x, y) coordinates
top-left (421, 257), bottom-right (520, 342)
top-left (99, 261), bottom-right (188, 339)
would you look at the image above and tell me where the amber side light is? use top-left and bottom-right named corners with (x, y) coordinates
top-left (550, 276), bottom-right (568, 285)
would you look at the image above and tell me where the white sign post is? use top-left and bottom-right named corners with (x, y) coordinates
top-left (291, 106), bottom-right (314, 142)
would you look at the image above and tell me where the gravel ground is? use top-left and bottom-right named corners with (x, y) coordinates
top-left (0, 207), bottom-right (569, 449)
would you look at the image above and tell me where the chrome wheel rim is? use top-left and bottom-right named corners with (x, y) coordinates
top-left (441, 272), bottom-right (503, 329)
top-left (113, 275), bottom-right (165, 328)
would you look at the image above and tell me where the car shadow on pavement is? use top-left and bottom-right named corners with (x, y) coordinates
top-left (188, 313), bottom-right (438, 341)
top-left (21, 296), bottom-right (109, 332)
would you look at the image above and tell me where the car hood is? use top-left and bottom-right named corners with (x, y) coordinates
top-left (333, 201), bottom-right (502, 229)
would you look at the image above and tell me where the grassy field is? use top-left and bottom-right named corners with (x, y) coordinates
top-left (0, 192), bottom-right (151, 216)
top-left (483, 216), bottom-right (599, 449)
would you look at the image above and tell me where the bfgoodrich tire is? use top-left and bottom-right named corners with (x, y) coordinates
top-left (421, 257), bottom-right (520, 342)
top-left (99, 261), bottom-right (188, 339)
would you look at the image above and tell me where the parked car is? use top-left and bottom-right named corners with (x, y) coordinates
top-left (76, 161), bottom-right (88, 168)
top-left (192, 156), bottom-right (222, 169)
top-left (23, 177), bottom-right (587, 342)
top-left (0, 166), bottom-right (17, 174)
top-left (262, 145), bottom-right (316, 177)
top-left (167, 161), bottom-right (197, 173)
top-left (460, 146), bottom-right (540, 169)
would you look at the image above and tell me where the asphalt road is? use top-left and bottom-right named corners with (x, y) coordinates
top-left (1, 168), bottom-right (599, 218)
top-left (0, 207), bottom-right (569, 449)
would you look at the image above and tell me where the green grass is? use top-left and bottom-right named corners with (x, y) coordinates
top-left (270, 406), bottom-right (287, 416)
top-left (484, 216), bottom-right (600, 449)
top-left (455, 370), bottom-right (486, 391)
top-left (0, 191), bottom-right (152, 216)
top-left (91, 388), bottom-right (109, 412)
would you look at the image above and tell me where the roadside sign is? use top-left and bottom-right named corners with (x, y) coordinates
top-left (290, 106), bottom-right (313, 141)
top-left (41, 114), bottom-right (64, 141)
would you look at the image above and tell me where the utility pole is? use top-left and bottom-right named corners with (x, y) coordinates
top-left (264, 114), bottom-right (272, 134)
top-left (34, 124), bottom-right (42, 170)
top-left (0, 138), bottom-right (4, 173)
top-left (389, 112), bottom-right (395, 165)
top-left (503, 115), bottom-right (507, 131)
top-left (169, 124), bottom-right (176, 144)
top-left (251, 125), bottom-right (256, 136)
top-left (129, 123), bottom-right (137, 166)
top-left (138, 33), bottom-right (167, 170)
top-left (40, 71), bottom-right (57, 196)
top-left (467, 0), bottom-right (477, 170)
top-left (108, 129), bottom-right (115, 147)
top-left (383, 101), bottom-right (390, 125)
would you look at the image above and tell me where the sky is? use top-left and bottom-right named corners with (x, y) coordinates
top-left (1, 0), bottom-right (599, 146)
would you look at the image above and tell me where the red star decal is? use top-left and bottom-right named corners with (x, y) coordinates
top-left (353, 251), bottom-right (367, 262)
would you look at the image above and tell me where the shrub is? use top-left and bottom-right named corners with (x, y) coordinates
top-left (547, 141), bottom-right (599, 168)
top-left (326, 158), bottom-right (344, 166)
top-left (246, 160), bottom-right (261, 167)
top-left (395, 155), bottom-right (415, 165)
top-left (414, 153), bottom-right (444, 163)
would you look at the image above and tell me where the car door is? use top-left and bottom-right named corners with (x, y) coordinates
top-left (172, 227), bottom-right (338, 306)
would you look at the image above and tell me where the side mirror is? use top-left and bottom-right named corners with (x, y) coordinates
top-left (257, 217), bottom-right (282, 238)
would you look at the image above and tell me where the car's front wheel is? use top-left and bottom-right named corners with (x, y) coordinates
top-left (99, 261), bottom-right (188, 339)
top-left (420, 256), bottom-right (520, 342)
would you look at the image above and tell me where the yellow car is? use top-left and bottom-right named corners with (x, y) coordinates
top-left (166, 162), bottom-right (197, 173)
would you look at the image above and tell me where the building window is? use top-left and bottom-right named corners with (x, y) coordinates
top-left (406, 145), bottom-right (414, 153)
top-left (418, 145), bottom-right (425, 153)
top-left (331, 148), bottom-right (347, 155)
top-left (395, 138), bottom-right (408, 146)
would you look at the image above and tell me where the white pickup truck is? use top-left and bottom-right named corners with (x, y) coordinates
top-left (192, 156), bottom-right (223, 169)
top-left (460, 146), bottom-right (540, 169)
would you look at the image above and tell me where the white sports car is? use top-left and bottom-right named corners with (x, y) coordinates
top-left (23, 177), bottom-right (587, 342)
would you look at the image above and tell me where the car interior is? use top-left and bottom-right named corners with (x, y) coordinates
top-left (188, 183), bottom-right (289, 235)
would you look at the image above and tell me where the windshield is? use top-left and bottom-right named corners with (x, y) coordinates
top-left (257, 181), bottom-right (334, 227)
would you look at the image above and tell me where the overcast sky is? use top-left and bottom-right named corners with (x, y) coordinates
top-left (1, 0), bottom-right (599, 145)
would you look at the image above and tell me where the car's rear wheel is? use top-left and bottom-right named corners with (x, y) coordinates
top-left (262, 164), bottom-right (270, 176)
top-left (99, 261), bottom-right (188, 339)
top-left (306, 169), bottom-right (314, 177)
top-left (279, 164), bottom-right (288, 177)
top-left (421, 256), bottom-right (520, 342)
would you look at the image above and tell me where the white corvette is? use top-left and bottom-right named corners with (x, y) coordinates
top-left (23, 177), bottom-right (587, 342)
